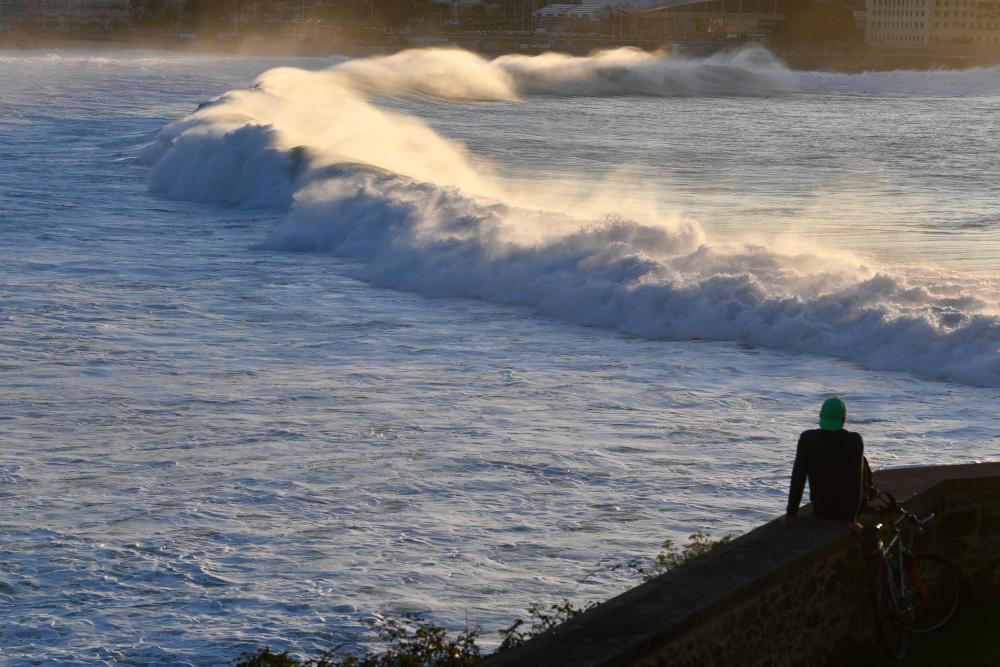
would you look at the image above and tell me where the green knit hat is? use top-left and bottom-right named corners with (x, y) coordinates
top-left (819, 397), bottom-right (846, 431)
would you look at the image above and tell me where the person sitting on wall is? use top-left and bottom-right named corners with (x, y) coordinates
top-left (785, 396), bottom-right (867, 526)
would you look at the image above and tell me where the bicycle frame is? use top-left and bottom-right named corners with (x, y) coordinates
top-left (875, 494), bottom-right (935, 620)
top-left (868, 489), bottom-right (961, 659)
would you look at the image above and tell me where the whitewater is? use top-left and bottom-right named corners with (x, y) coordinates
top-left (1, 47), bottom-right (998, 664)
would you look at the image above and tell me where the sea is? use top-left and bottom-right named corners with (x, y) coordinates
top-left (0, 46), bottom-right (998, 665)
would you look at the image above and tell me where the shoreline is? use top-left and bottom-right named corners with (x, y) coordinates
top-left (3, 31), bottom-right (1000, 72)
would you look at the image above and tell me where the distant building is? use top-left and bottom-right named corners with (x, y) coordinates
top-left (3, 0), bottom-right (132, 31)
top-left (0, 0), bottom-right (27, 29)
top-left (533, 3), bottom-right (609, 32)
top-left (865, 0), bottom-right (930, 47)
top-left (432, 0), bottom-right (489, 23)
top-left (928, 0), bottom-right (1000, 47)
top-left (866, 0), bottom-right (1000, 48)
top-left (633, 0), bottom-right (791, 43)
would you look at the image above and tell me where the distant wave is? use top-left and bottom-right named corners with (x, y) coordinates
top-left (253, 46), bottom-right (1000, 99)
top-left (144, 47), bottom-right (1000, 388)
top-left (800, 66), bottom-right (1000, 97)
top-left (7, 46), bottom-right (1000, 98)
top-left (317, 46), bottom-right (801, 99)
top-left (0, 53), bottom-right (226, 67)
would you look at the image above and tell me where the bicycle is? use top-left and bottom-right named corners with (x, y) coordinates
top-left (865, 489), bottom-right (962, 660)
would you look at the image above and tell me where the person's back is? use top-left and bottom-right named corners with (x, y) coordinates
top-left (786, 397), bottom-right (865, 522)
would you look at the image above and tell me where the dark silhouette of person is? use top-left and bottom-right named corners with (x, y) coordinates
top-left (785, 396), bottom-right (866, 523)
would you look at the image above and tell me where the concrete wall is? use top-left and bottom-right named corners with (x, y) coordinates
top-left (482, 462), bottom-right (1000, 667)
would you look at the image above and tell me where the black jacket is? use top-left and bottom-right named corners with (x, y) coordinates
top-left (786, 428), bottom-right (865, 521)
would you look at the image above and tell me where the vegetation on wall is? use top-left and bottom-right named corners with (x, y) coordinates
top-left (234, 532), bottom-right (733, 667)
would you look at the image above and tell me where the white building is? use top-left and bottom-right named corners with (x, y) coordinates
top-left (865, 0), bottom-right (930, 48)
top-left (867, 0), bottom-right (1000, 48)
top-left (928, 0), bottom-right (1000, 46)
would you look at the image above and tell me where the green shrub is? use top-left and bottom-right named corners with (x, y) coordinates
top-left (649, 531), bottom-right (733, 579)
top-left (608, 531), bottom-right (734, 582)
top-left (496, 599), bottom-right (597, 652)
top-left (236, 617), bottom-right (481, 667)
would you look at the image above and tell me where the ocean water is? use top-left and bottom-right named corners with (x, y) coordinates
top-left (0, 47), bottom-right (998, 665)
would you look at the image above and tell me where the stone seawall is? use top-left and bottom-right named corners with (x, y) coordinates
top-left (482, 462), bottom-right (1000, 667)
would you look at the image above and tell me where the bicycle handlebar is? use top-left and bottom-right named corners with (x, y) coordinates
top-left (874, 488), bottom-right (935, 530)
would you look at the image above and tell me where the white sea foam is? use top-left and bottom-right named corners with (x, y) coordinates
top-left (146, 47), bottom-right (1000, 388)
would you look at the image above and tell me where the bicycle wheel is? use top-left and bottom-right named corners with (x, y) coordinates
top-left (871, 564), bottom-right (907, 660)
top-left (904, 554), bottom-right (961, 633)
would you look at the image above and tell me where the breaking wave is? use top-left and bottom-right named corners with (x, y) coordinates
top-left (322, 45), bottom-right (802, 98)
top-left (144, 47), bottom-right (1000, 388)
